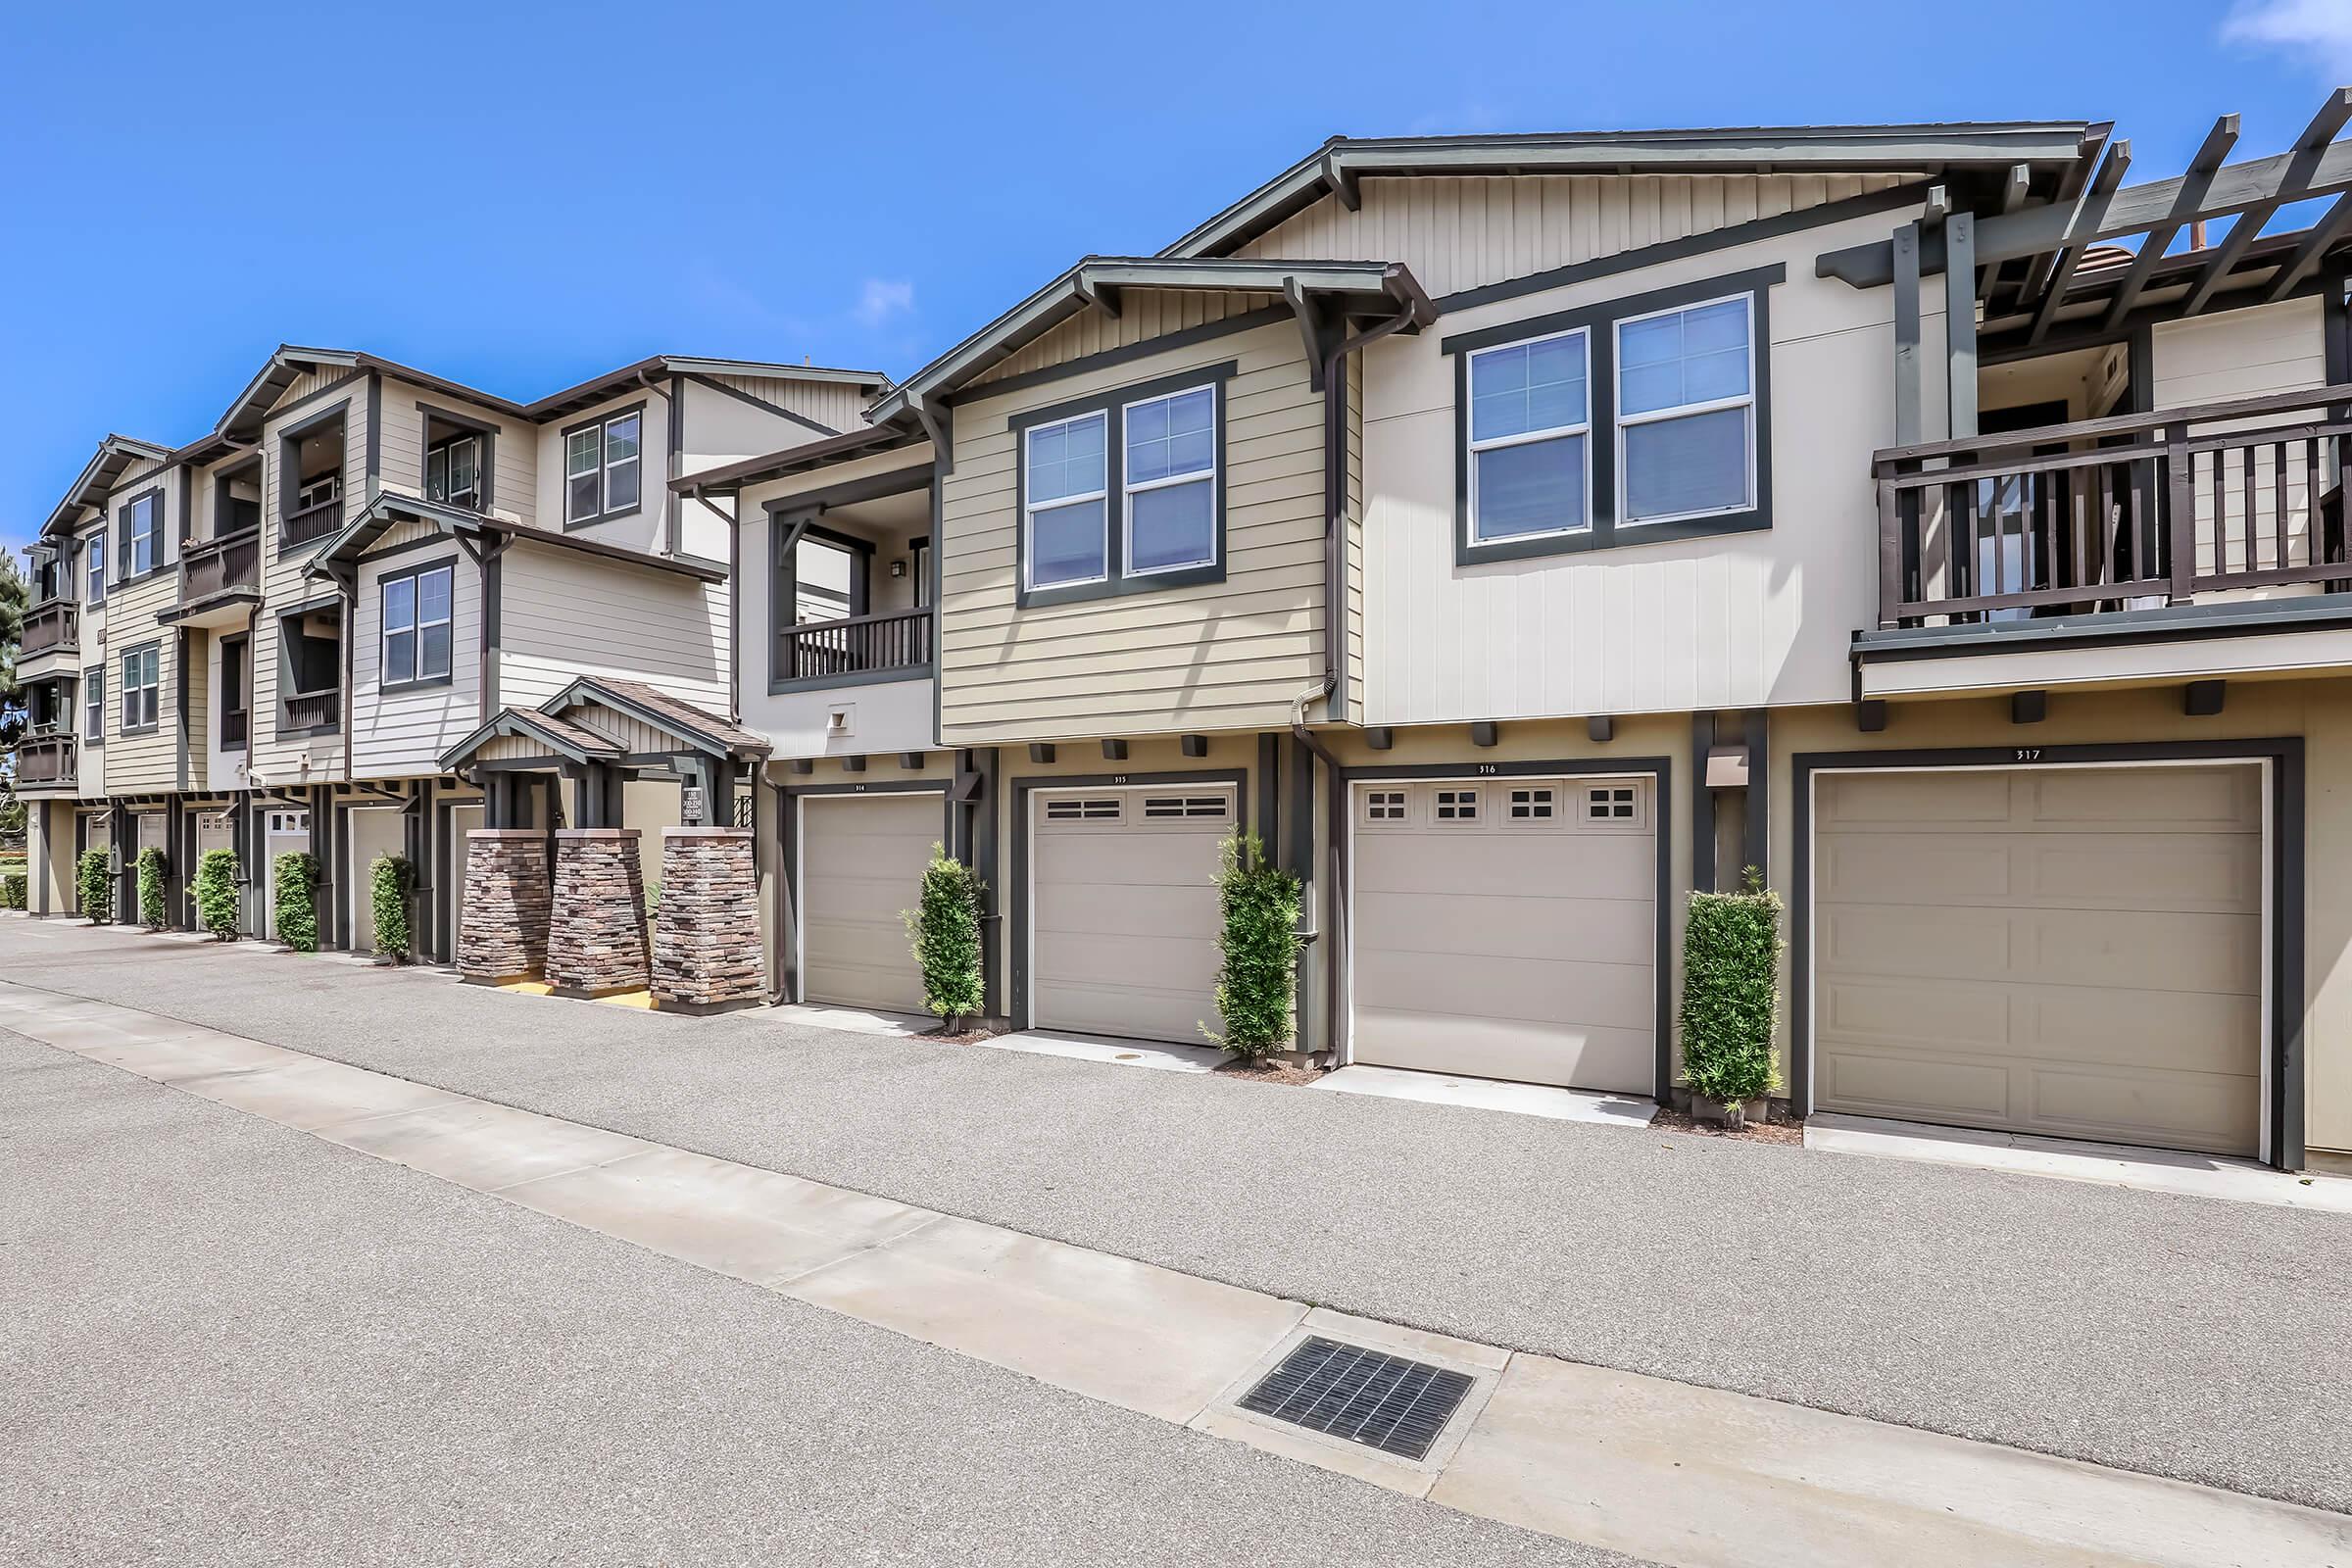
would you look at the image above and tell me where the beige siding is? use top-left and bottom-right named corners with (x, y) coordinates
top-left (705, 372), bottom-right (864, 436)
top-left (533, 386), bottom-right (670, 556)
top-left (1236, 172), bottom-right (1908, 300)
top-left (969, 292), bottom-right (1271, 389)
top-left (496, 542), bottom-right (726, 711)
top-left (350, 537), bottom-right (481, 779)
top-left (377, 377), bottom-right (538, 526)
top-left (1345, 352), bottom-right (1364, 724)
top-left (941, 316), bottom-right (1326, 743)
top-left (97, 466), bottom-right (187, 794)
top-left (252, 378), bottom-right (365, 780)
top-left (181, 630), bottom-right (209, 789)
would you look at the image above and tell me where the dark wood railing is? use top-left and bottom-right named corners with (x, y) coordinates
top-left (220, 706), bottom-right (249, 749)
top-left (283, 689), bottom-right (341, 731)
top-left (16, 732), bottom-right (75, 785)
top-left (282, 496), bottom-right (344, 547)
top-left (179, 528), bottom-right (261, 603)
top-left (21, 598), bottom-right (76, 658)
top-left (778, 607), bottom-right (935, 682)
top-left (1874, 383), bottom-right (2352, 628)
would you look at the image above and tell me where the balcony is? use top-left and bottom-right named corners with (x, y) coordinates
top-left (16, 732), bottom-right (76, 788)
top-left (776, 607), bottom-right (934, 684)
top-left (1860, 384), bottom-right (2352, 696)
top-left (20, 599), bottom-right (77, 662)
top-left (168, 529), bottom-right (262, 629)
top-left (283, 688), bottom-right (341, 733)
top-left (282, 495), bottom-right (344, 549)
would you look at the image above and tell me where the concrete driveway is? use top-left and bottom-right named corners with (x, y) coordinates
top-left (7, 918), bottom-right (2350, 1516)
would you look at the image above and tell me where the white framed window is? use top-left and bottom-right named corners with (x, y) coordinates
top-left (1467, 327), bottom-right (1590, 543)
top-left (1361, 788), bottom-right (1408, 825)
top-left (564, 408), bottom-right (642, 524)
top-left (1122, 384), bottom-right (1217, 574)
top-left (119, 644), bottom-right (159, 731)
top-left (121, 492), bottom-right (160, 578)
top-left (1505, 786), bottom-right (1559, 823)
top-left (83, 665), bottom-right (104, 741)
top-left (425, 432), bottom-right (481, 509)
top-left (85, 534), bottom-right (106, 602)
top-left (1615, 293), bottom-right (1755, 525)
top-left (1434, 787), bottom-right (1480, 823)
top-left (381, 563), bottom-right (454, 686)
top-left (1022, 411), bottom-right (1109, 590)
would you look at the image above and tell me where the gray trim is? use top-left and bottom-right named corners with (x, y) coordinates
top-left (1854, 591), bottom-right (2352, 662)
top-left (952, 306), bottom-right (1291, 404)
top-left (1437, 183), bottom-right (1925, 315)
top-left (1338, 755), bottom-right (1675, 1102)
top-left (116, 638), bottom-right (163, 734)
top-left (777, 777), bottom-right (956, 1005)
top-left (759, 463), bottom-right (934, 516)
top-left (1010, 362), bottom-right (1237, 610)
top-left (930, 460), bottom-right (946, 747)
top-left (1447, 264), bottom-right (1782, 565)
top-left (682, 370), bottom-right (835, 436)
top-left (558, 401), bottom-right (649, 530)
top-left (173, 628), bottom-right (190, 790)
top-left (257, 369), bottom-right (367, 435)
top-left (374, 556), bottom-right (461, 692)
top-left (1008, 767), bottom-right (1249, 1029)
top-left (1690, 713), bottom-right (1716, 894)
top-left (113, 485), bottom-right (166, 586)
top-left (365, 372), bottom-right (381, 486)
top-left (1788, 738), bottom-right (2304, 1169)
top-left (1741, 709), bottom-right (1768, 886)
top-left (355, 531), bottom-right (456, 566)
top-left (416, 399), bottom-right (498, 512)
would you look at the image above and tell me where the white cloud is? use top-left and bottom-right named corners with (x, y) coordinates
top-left (2223, 0), bottom-right (2352, 75)
top-left (853, 277), bottom-right (914, 327)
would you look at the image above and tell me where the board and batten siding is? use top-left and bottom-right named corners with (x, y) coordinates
top-left (495, 541), bottom-right (727, 711)
top-left (702, 372), bottom-right (863, 437)
top-left (1230, 172), bottom-right (1911, 299)
top-left (349, 524), bottom-right (481, 778)
top-left (967, 292), bottom-right (1270, 390)
top-left (376, 377), bottom-right (538, 527)
top-left (1359, 200), bottom-right (1931, 725)
top-left (941, 314), bottom-right (1326, 743)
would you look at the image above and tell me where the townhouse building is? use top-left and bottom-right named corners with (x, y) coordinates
top-left (689, 104), bottom-right (2352, 1174)
top-left (15, 347), bottom-right (878, 964)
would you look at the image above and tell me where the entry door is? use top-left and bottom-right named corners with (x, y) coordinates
top-left (1811, 764), bottom-right (2265, 1156)
top-left (1351, 777), bottom-right (1657, 1093)
top-left (346, 807), bottom-right (406, 953)
top-left (799, 792), bottom-right (939, 1012)
top-left (1030, 787), bottom-right (1232, 1043)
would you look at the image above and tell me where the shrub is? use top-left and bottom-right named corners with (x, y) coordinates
top-left (1, 871), bottom-right (24, 910)
top-left (135, 847), bottom-right (169, 930)
top-left (368, 854), bottom-right (414, 962)
top-left (1680, 869), bottom-right (1785, 1107)
top-left (75, 848), bottom-right (111, 923)
top-left (902, 845), bottom-right (984, 1029)
top-left (273, 850), bottom-right (319, 953)
top-left (194, 849), bottom-right (240, 941)
top-left (1202, 832), bottom-right (1302, 1061)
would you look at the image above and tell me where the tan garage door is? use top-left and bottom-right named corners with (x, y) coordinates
top-left (1031, 787), bottom-right (1231, 1042)
top-left (1352, 777), bottom-right (1656, 1093)
top-left (801, 792), bottom-right (940, 1012)
top-left (1813, 764), bottom-right (2264, 1156)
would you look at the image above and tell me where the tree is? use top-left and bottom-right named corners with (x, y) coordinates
top-left (0, 553), bottom-right (27, 812)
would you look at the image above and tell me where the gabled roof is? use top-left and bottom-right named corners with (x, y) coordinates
top-left (866, 257), bottom-right (1432, 426)
top-left (437, 708), bottom-right (624, 772)
top-left (525, 355), bottom-right (888, 423)
top-left (40, 434), bottom-right (172, 540)
top-left (1158, 122), bottom-right (2100, 260)
top-left (302, 490), bottom-right (726, 584)
top-left (437, 674), bottom-right (765, 773)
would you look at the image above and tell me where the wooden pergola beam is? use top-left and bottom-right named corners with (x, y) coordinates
top-left (2183, 94), bottom-right (2352, 316)
top-left (2102, 114), bottom-right (2239, 330)
top-left (2019, 123), bottom-right (2114, 305)
top-left (2265, 187), bottom-right (2352, 302)
top-left (2027, 139), bottom-right (2132, 344)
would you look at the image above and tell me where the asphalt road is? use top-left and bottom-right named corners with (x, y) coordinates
top-left (7, 919), bottom-right (2351, 1516)
top-left (0, 1023), bottom-right (1630, 1567)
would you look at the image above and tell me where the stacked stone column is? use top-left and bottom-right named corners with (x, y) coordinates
top-left (651, 827), bottom-right (763, 1013)
top-left (456, 831), bottom-right (553, 983)
top-left (545, 828), bottom-right (651, 997)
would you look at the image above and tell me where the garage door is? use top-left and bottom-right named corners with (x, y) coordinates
top-left (1352, 777), bottom-right (1655, 1093)
top-left (1031, 787), bottom-right (1231, 1042)
top-left (801, 792), bottom-right (940, 1012)
top-left (1813, 764), bottom-right (2264, 1156)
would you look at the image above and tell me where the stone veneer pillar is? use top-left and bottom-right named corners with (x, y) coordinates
top-left (651, 827), bottom-right (764, 1014)
top-left (545, 828), bottom-right (650, 997)
top-left (456, 830), bottom-right (553, 983)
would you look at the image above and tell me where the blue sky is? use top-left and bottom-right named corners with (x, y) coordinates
top-left (1, 0), bottom-right (2342, 561)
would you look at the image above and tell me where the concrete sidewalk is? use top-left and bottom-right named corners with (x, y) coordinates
top-left (6, 917), bottom-right (2352, 1515)
top-left (8, 981), bottom-right (2340, 1568)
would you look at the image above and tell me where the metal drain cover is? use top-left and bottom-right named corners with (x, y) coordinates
top-left (1235, 1336), bottom-right (1475, 1460)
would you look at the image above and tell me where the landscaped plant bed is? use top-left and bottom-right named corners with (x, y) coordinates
top-left (1653, 1104), bottom-right (1805, 1147)
top-left (918, 1022), bottom-right (1004, 1047)
top-left (1213, 1057), bottom-right (1325, 1088)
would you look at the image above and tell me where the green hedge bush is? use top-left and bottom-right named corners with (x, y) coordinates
top-left (75, 848), bottom-right (111, 923)
top-left (368, 854), bottom-right (414, 962)
top-left (194, 849), bottom-right (240, 941)
top-left (902, 845), bottom-right (984, 1029)
top-left (1680, 870), bottom-right (1785, 1107)
top-left (135, 847), bottom-right (169, 930)
top-left (273, 850), bottom-right (319, 953)
top-left (1202, 832), bottom-right (1302, 1061)
top-left (1, 871), bottom-right (25, 910)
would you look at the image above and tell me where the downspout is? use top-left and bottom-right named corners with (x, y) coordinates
top-left (1292, 289), bottom-right (1427, 1064)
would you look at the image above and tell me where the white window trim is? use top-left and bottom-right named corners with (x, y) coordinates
top-left (1612, 291), bottom-right (1758, 529)
top-left (603, 413), bottom-right (641, 514)
top-left (1021, 410), bottom-right (1110, 593)
top-left (1466, 326), bottom-right (1592, 547)
top-left (1119, 382), bottom-right (1220, 577)
top-left (84, 533), bottom-right (105, 602)
top-left (380, 564), bottom-right (455, 686)
top-left (124, 494), bottom-right (159, 577)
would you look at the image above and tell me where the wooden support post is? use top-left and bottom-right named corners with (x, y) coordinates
top-left (1892, 221), bottom-right (1924, 447)
top-left (1944, 212), bottom-right (1978, 441)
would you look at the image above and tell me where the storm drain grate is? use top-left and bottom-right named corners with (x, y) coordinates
top-left (1235, 1336), bottom-right (1475, 1461)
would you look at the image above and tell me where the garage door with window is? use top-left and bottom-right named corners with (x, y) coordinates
top-left (1030, 787), bottom-right (1232, 1043)
top-left (800, 792), bottom-right (941, 1012)
top-left (1812, 763), bottom-right (2264, 1156)
top-left (1352, 776), bottom-right (1656, 1094)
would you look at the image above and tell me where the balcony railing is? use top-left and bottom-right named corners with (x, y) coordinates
top-left (283, 688), bottom-right (341, 731)
top-left (1873, 384), bottom-right (2352, 628)
top-left (282, 496), bottom-right (344, 547)
top-left (777, 607), bottom-right (935, 682)
top-left (179, 528), bottom-right (261, 603)
top-left (21, 599), bottom-right (76, 658)
top-left (17, 732), bottom-right (75, 785)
